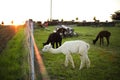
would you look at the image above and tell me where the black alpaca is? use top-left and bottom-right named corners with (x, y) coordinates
top-left (43, 32), bottom-right (62, 48)
top-left (93, 30), bottom-right (111, 46)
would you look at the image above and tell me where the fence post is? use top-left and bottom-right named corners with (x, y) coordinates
top-left (28, 20), bottom-right (35, 80)
top-left (26, 19), bottom-right (50, 80)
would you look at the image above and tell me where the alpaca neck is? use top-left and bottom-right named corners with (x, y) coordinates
top-left (94, 35), bottom-right (99, 42)
top-left (49, 48), bottom-right (61, 54)
top-left (44, 38), bottom-right (51, 45)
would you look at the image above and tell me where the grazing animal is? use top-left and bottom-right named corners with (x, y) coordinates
top-left (42, 40), bottom-right (90, 70)
top-left (93, 30), bottom-right (111, 46)
top-left (43, 32), bottom-right (62, 48)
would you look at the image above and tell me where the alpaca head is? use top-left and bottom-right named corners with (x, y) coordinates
top-left (42, 44), bottom-right (52, 52)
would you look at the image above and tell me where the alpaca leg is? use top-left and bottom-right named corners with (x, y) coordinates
top-left (56, 42), bottom-right (58, 48)
top-left (100, 38), bottom-right (102, 46)
top-left (106, 37), bottom-right (109, 46)
top-left (64, 55), bottom-right (69, 67)
top-left (86, 59), bottom-right (90, 68)
top-left (68, 54), bottom-right (75, 68)
top-left (85, 54), bottom-right (90, 68)
top-left (102, 38), bottom-right (104, 45)
top-left (59, 41), bottom-right (62, 46)
top-left (79, 52), bottom-right (90, 70)
top-left (51, 42), bottom-right (54, 48)
top-left (79, 55), bottom-right (86, 70)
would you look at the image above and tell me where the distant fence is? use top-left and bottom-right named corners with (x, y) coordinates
top-left (25, 20), bottom-right (50, 80)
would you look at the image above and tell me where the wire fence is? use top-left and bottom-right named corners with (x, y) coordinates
top-left (25, 19), bottom-right (50, 80)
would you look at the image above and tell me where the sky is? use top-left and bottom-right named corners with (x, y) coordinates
top-left (0, 0), bottom-right (120, 24)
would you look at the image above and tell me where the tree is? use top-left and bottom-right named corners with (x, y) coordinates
top-left (93, 16), bottom-right (99, 27)
top-left (1, 21), bottom-right (4, 25)
top-left (93, 16), bottom-right (96, 21)
top-left (76, 17), bottom-right (78, 21)
top-left (111, 10), bottom-right (120, 21)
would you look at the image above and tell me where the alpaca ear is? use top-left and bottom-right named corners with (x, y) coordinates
top-left (48, 43), bottom-right (52, 46)
top-left (48, 43), bottom-right (52, 48)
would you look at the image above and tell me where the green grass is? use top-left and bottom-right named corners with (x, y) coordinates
top-left (0, 28), bottom-right (29, 80)
top-left (34, 26), bottom-right (120, 80)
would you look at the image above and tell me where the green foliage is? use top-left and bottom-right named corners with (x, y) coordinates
top-left (34, 26), bottom-right (120, 80)
top-left (0, 28), bottom-right (29, 80)
top-left (111, 10), bottom-right (120, 20)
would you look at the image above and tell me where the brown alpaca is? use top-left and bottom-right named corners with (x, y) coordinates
top-left (93, 30), bottom-right (111, 46)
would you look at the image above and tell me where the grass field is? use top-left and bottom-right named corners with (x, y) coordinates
top-left (0, 27), bottom-right (29, 80)
top-left (34, 26), bottom-right (120, 80)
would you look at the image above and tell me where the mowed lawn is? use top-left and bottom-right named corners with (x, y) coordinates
top-left (34, 26), bottom-right (120, 80)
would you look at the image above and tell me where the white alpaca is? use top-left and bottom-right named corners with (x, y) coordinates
top-left (42, 40), bottom-right (90, 70)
